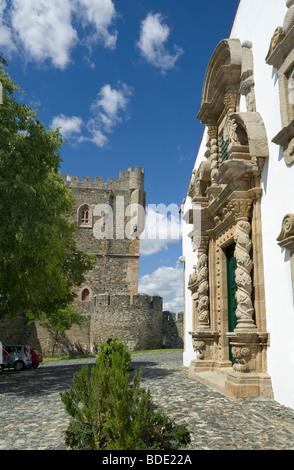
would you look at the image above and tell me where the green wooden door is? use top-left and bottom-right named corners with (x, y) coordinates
top-left (226, 244), bottom-right (238, 363)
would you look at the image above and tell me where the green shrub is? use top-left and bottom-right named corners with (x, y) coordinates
top-left (60, 338), bottom-right (191, 450)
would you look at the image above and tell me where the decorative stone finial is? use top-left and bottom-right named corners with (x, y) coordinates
top-left (242, 40), bottom-right (252, 49)
top-left (284, 0), bottom-right (294, 34)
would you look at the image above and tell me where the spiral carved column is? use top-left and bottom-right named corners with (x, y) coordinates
top-left (234, 217), bottom-right (257, 330)
top-left (196, 236), bottom-right (210, 329)
top-left (207, 126), bottom-right (219, 186)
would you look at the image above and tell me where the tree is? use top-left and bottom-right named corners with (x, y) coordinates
top-left (26, 305), bottom-right (83, 357)
top-left (60, 339), bottom-right (191, 450)
top-left (0, 56), bottom-right (93, 321)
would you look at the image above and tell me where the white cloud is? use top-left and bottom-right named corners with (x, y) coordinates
top-left (85, 82), bottom-right (133, 146)
top-left (0, 0), bottom-right (118, 69)
top-left (50, 114), bottom-right (84, 140)
top-left (163, 296), bottom-right (184, 313)
top-left (140, 205), bottom-right (182, 255)
top-left (76, 0), bottom-right (117, 49)
top-left (50, 82), bottom-right (133, 147)
top-left (139, 263), bottom-right (183, 312)
top-left (10, 0), bottom-right (78, 69)
top-left (0, 1), bottom-right (15, 52)
top-left (137, 13), bottom-right (183, 73)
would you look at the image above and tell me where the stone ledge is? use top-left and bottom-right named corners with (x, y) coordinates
top-left (192, 369), bottom-right (232, 397)
top-left (191, 368), bottom-right (274, 401)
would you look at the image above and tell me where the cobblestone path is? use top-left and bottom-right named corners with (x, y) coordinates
top-left (1, 352), bottom-right (294, 450)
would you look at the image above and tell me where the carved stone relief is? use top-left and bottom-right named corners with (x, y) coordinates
top-left (187, 37), bottom-right (272, 398)
top-left (265, 26), bottom-right (285, 62)
top-left (277, 214), bottom-right (294, 303)
top-left (266, 0), bottom-right (294, 166)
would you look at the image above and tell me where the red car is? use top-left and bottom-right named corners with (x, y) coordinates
top-left (29, 347), bottom-right (43, 368)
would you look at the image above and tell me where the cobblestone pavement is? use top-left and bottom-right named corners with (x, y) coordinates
top-left (1, 352), bottom-right (294, 450)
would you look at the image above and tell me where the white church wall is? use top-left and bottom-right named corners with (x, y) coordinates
top-left (183, 0), bottom-right (294, 409)
top-left (231, 0), bottom-right (294, 409)
top-left (182, 193), bottom-right (195, 367)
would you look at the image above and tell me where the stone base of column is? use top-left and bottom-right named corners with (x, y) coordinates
top-left (188, 330), bottom-right (220, 375)
top-left (224, 329), bottom-right (274, 400)
top-left (225, 371), bottom-right (274, 400)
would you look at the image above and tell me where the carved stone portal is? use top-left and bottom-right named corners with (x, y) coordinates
top-left (187, 37), bottom-right (272, 400)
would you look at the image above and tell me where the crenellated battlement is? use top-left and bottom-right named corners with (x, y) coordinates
top-left (93, 292), bottom-right (162, 310)
top-left (60, 167), bottom-right (145, 192)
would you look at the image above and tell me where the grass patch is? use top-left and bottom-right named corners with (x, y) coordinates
top-left (43, 354), bottom-right (95, 363)
top-left (132, 348), bottom-right (183, 355)
top-left (43, 349), bottom-right (183, 362)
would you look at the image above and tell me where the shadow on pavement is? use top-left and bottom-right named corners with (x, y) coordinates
top-left (0, 358), bottom-right (178, 397)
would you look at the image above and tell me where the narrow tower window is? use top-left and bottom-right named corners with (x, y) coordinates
top-left (81, 288), bottom-right (90, 301)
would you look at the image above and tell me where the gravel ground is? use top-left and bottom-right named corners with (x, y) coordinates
top-left (1, 352), bottom-right (294, 450)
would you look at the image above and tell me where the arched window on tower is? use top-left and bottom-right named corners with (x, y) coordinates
top-left (81, 288), bottom-right (90, 301)
top-left (78, 204), bottom-right (92, 227)
top-left (81, 208), bottom-right (89, 225)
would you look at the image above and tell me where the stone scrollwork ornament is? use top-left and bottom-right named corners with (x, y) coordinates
top-left (231, 346), bottom-right (251, 373)
top-left (277, 214), bottom-right (294, 251)
top-left (277, 214), bottom-right (294, 242)
top-left (193, 340), bottom-right (206, 360)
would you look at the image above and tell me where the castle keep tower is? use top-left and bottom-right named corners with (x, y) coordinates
top-left (0, 167), bottom-right (183, 354)
top-left (61, 167), bottom-right (146, 315)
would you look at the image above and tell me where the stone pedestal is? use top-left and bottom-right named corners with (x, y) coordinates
top-left (225, 330), bottom-right (273, 399)
top-left (225, 370), bottom-right (273, 400)
top-left (188, 330), bottom-right (219, 376)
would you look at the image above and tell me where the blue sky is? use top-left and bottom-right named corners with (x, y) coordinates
top-left (0, 0), bottom-right (239, 311)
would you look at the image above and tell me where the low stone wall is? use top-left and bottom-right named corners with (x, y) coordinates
top-left (0, 298), bottom-right (184, 356)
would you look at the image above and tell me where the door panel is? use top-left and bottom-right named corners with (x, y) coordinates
top-left (226, 244), bottom-right (237, 363)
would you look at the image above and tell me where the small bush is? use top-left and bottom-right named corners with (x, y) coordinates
top-left (60, 338), bottom-right (191, 450)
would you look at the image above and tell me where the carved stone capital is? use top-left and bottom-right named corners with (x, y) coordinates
top-left (223, 91), bottom-right (238, 114)
top-left (207, 125), bottom-right (218, 141)
top-left (277, 214), bottom-right (294, 251)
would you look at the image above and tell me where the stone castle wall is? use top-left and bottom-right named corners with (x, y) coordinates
top-left (0, 168), bottom-right (183, 355)
top-left (162, 311), bottom-right (184, 349)
top-left (0, 304), bottom-right (184, 356)
top-left (90, 293), bottom-right (163, 352)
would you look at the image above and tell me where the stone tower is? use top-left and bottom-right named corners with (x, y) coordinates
top-left (60, 167), bottom-right (146, 315)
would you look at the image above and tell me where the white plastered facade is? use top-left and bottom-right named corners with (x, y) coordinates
top-left (182, 0), bottom-right (294, 409)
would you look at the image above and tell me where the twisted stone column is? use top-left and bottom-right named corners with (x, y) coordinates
top-left (234, 214), bottom-right (256, 330)
top-left (196, 236), bottom-right (210, 328)
top-left (207, 126), bottom-right (218, 186)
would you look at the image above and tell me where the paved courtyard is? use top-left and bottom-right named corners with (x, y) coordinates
top-left (1, 352), bottom-right (294, 450)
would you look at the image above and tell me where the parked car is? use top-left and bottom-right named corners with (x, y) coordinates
top-left (0, 348), bottom-right (10, 374)
top-left (29, 347), bottom-right (43, 368)
top-left (3, 345), bottom-right (32, 371)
